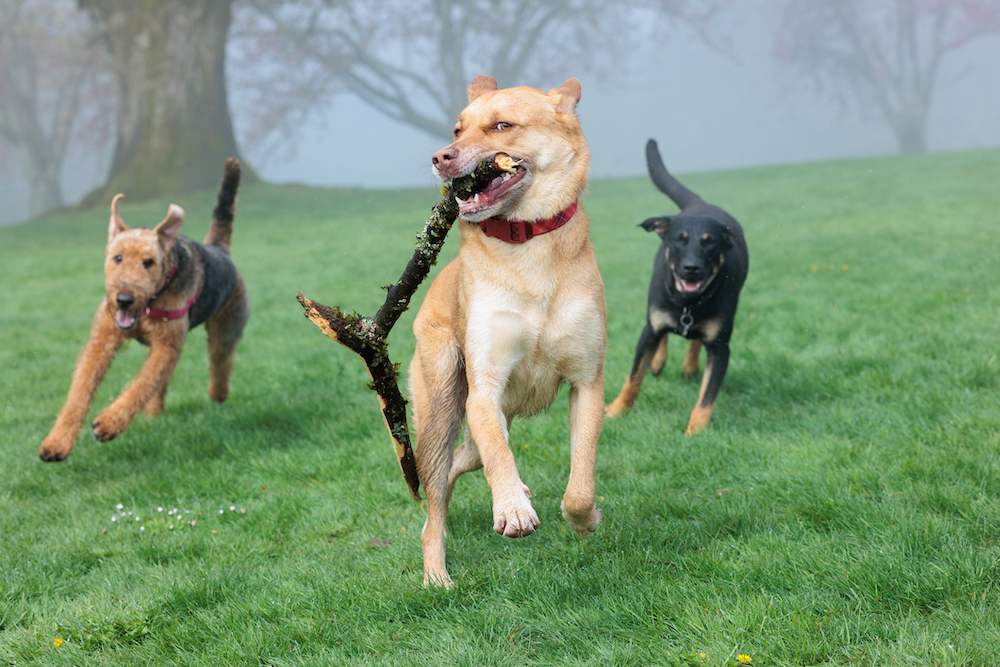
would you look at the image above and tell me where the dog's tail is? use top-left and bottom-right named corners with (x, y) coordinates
top-left (646, 139), bottom-right (702, 210)
top-left (204, 158), bottom-right (241, 253)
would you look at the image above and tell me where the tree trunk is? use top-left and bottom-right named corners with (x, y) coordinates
top-left (78, 0), bottom-right (248, 206)
top-left (25, 152), bottom-right (66, 217)
top-left (895, 114), bottom-right (927, 154)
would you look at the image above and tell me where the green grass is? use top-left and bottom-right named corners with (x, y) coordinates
top-left (1, 149), bottom-right (999, 666)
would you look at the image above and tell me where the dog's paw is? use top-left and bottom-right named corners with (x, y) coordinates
top-left (684, 405), bottom-right (713, 436)
top-left (39, 433), bottom-right (74, 462)
top-left (604, 401), bottom-right (627, 419)
top-left (92, 409), bottom-right (130, 442)
top-left (561, 501), bottom-right (602, 538)
top-left (423, 570), bottom-right (455, 589)
top-left (493, 489), bottom-right (540, 538)
top-left (680, 366), bottom-right (700, 381)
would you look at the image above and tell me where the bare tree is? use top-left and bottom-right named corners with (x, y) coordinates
top-left (77, 0), bottom-right (250, 207)
top-left (231, 0), bottom-right (724, 148)
top-left (0, 0), bottom-right (112, 217)
top-left (771, 0), bottom-right (1000, 154)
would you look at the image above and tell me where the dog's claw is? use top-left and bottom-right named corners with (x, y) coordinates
top-left (38, 448), bottom-right (66, 462)
top-left (495, 512), bottom-right (540, 538)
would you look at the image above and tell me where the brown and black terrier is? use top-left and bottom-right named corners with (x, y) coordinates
top-left (39, 159), bottom-right (250, 461)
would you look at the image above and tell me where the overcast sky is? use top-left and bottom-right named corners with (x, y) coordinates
top-left (2, 2), bottom-right (998, 226)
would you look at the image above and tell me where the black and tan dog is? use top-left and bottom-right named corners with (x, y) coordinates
top-left (39, 159), bottom-right (249, 461)
top-left (606, 139), bottom-right (747, 435)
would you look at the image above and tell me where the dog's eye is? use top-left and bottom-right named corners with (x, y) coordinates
top-left (453, 126), bottom-right (461, 139)
top-left (702, 237), bottom-right (716, 247)
top-left (494, 122), bottom-right (512, 131)
top-left (114, 255), bottom-right (123, 264)
top-left (143, 259), bottom-right (155, 269)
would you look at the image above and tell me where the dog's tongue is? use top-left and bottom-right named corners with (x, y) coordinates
top-left (681, 279), bottom-right (704, 293)
top-left (115, 309), bottom-right (136, 329)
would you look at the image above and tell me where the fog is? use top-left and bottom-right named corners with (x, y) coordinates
top-left (2, 3), bottom-right (998, 226)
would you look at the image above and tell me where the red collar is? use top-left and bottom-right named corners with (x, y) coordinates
top-left (162, 263), bottom-right (179, 287)
top-left (143, 290), bottom-right (198, 321)
top-left (477, 200), bottom-right (578, 244)
top-left (143, 261), bottom-right (195, 321)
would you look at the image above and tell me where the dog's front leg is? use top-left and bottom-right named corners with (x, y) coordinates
top-left (92, 336), bottom-right (184, 442)
top-left (606, 322), bottom-right (663, 417)
top-left (467, 391), bottom-right (539, 538)
top-left (680, 340), bottom-right (703, 380)
top-left (40, 312), bottom-right (123, 461)
top-left (563, 377), bottom-right (604, 537)
top-left (686, 340), bottom-right (730, 435)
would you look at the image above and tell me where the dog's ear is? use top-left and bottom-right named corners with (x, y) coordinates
top-left (639, 216), bottom-right (671, 235)
top-left (721, 226), bottom-right (734, 251)
top-left (108, 194), bottom-right (128, 244)
top-left (154, 204), bottom-right (184, 254)
top-left (551, 78), bottom-right (581, 114)
top-left (467, 75), bottom-right (498, 103)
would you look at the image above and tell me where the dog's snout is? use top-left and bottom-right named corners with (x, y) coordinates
top-left (116, 293), bottom-right (135, 310)
top-left (680, 262), bottom-right (701, 277)
top-left (432, 146), bottom-right (459, 169)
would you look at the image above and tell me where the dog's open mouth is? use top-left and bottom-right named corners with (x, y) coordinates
top-left (677, 278), bottom-right (707, 294)
top-left (453, 153), bottom-right (527, 216)
top-left (115, 309), bottom-right (138, 330)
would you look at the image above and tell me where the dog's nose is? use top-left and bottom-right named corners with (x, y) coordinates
top-left (116, 293), bottom-right (135, 310)
top-left (680, 263), bottom-right (701, 278)
top-left (432, 146), bottom-right (459, 169)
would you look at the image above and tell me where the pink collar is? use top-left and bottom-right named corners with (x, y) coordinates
top-left (143, 290), bottom-right (198, 321)
top-left (477, 200), bottom-right (578, 244)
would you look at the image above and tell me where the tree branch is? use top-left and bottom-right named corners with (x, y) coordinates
top-left (297, 156), bottom-right (502, 500)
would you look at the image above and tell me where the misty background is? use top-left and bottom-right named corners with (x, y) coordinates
top-left (1, 0), bottom-right (998, 227)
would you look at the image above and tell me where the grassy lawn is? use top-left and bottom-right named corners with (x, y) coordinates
top-left (1, 149), bottom-right (998, 666)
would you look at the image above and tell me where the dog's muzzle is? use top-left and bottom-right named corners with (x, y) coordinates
top-left (114, 292), bottom-right (139, 329)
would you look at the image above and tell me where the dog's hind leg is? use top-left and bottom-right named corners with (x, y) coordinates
top-left (606, 323), bottom-right (664, 418)
top-left (447, 424), bottom-right (482, 503)
top-left (410, 339), bottom-right (466, 587)
top-left (680, 340), bottom-right (702, 380)
top-left (145, 383), bottom-right (168, 417)
top-left (685, 340), bottom-right (729, 436)
top-left (563, 377), bottom-right (604, 537)
top-left (650, 336), bottom-right (669, 376)
top-left (205, 276), bottom-right (250, 403)
top-left (40, 311), bottom-right (123, 461)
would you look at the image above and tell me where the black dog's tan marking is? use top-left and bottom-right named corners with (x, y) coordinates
top-left (606, 139), bottom-right (748, 435)
top-left (39, 159), bottom-right (249, 461)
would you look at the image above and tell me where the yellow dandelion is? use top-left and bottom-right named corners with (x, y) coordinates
top-left (810, 264), bottom-right (818, 272)
top-left (842, 264), bottom-right (849, 271)
top-left (737, 655), bottom-right (752, 664)
top-left (53, 637), bottom-right (65, 647)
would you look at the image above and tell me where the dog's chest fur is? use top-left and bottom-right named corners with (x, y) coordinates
top-left (456, 226), bottom-right (605, 417)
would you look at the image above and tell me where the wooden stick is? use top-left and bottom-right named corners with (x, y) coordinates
top-left (297, 158), bottom-right (501, 500)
